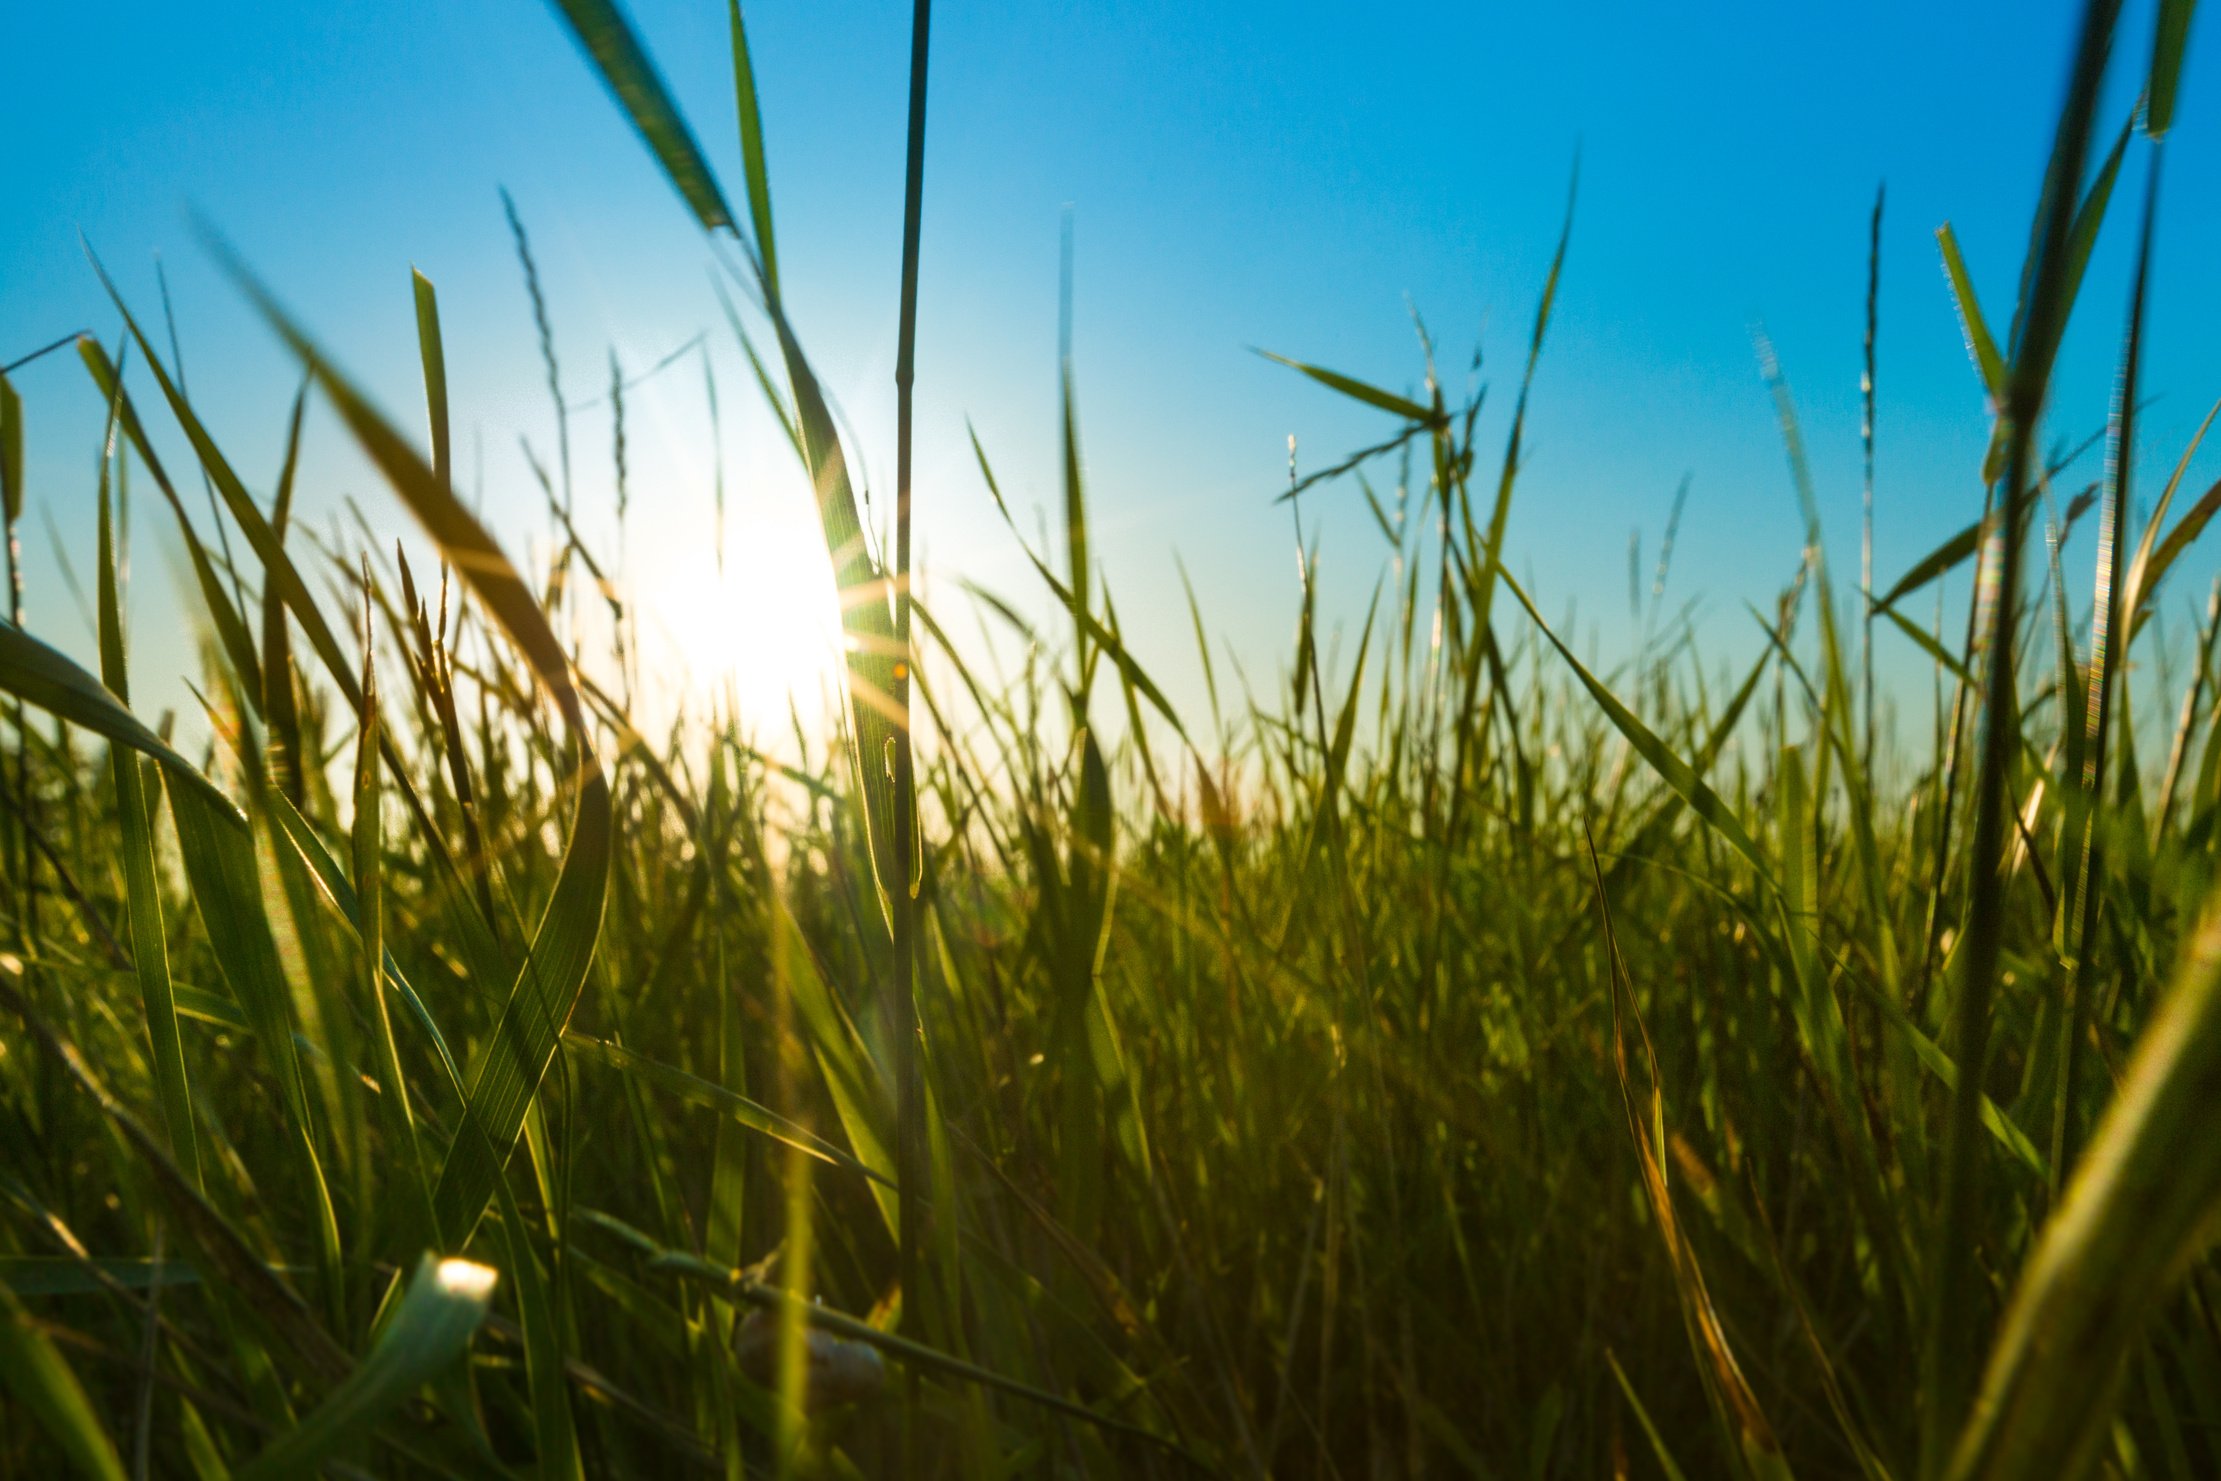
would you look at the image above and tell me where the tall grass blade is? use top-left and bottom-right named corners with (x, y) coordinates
top-left (412, 268), bottom-right (451, 492)
top-left (543, 0), bottom-right (735, 233)
top-left (727, 0), bottom-right (779, 293)
top-left (2147, 0), bottom-right (2198, 135)
top-left (1925, 4), bottom-right (2124, 1465)
top-left (97, 447), bottom-right (199, 1187)
top-left (234, 1255), bottom-right (497, 1481)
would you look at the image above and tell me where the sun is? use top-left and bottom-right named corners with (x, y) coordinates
top-left (636, 501), bottom-right (849, 744)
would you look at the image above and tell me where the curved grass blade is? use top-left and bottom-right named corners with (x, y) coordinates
top-left (234, 1254), bottom-right (497, 1481)
top-left (564, 1031), bottom-right (890, 1188)
top-left (0, 615), bottom-right (234, 819)
top-left (1587, 833), bottom-right (1790, 1481)
top-left (2120, 388), bottom-right (2221, 642)
top-left (1254, 349), bottom-right (1444, 429)
top-left (967, 431), bottom-right (1192, 745)
top-left (1505, 570), bottom-right (1769, 881)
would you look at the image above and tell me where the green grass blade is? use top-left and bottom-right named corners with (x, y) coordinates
top-left (727, 0), bottom-right (779, 293)
top-left (97, 449), bottom-right (199, 1187)
top-left (2146, 0), bottom-right (2197, 135)
top-left (0, 614), bottom-right (235, 820)
top-left (0, 972), bottom-right (352, 1385)
top-left (1254, 350), bottom-right (1443, 428)
top-left (234, 1254), bottom-right (497, 1481)
top-left (75, 337), bottom-right (266, 702)
top-left (490, 1172), bottom-right (581, 1481)
top-left (543, 0), bottom-right (735, 233)
top-left (565, 1031), bottom-right (890, 1187)
top-left (1937, 223), bottom-right (2008, 405)
top-left (412, 268), bottom-right (451, 491)
top-left (1926, 3), bottom-right (2125, 1463)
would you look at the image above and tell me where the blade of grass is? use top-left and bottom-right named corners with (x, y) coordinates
top-left (543, 0), bottom-right (735, 234)
top-left (97, 439), bottom-right (199, 1188)
top-left (234, 1255), bottom-right (497, 1481)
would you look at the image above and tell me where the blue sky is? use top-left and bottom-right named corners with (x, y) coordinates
top-left (3, 1), bottom-right (2217, 749)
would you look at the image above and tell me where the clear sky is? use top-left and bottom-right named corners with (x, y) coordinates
top-left (3, 1), bottom-right (2218, 751)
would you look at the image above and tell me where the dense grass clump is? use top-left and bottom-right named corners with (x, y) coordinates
top-left (4, 0), bottom-right (2221, 1476)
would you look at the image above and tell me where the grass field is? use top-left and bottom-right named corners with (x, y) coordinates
top-left (2, 0), bottom-right (2219, 1476)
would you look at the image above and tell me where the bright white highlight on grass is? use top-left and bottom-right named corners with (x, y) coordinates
top-left (434, 1258), bottom-right (499, 1301)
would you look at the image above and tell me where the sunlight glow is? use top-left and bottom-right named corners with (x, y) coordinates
top-left (637, 502), bottom-right (848, 741)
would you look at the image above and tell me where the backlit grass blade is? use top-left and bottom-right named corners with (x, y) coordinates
top-left (97, 447), bottom-right (199, 1187)
top-left (2055, 150), bottom-right (2159, 1182)
top-left (2120, 388), bottom-right (2221, 641)
top-left (1062, 312), bottom-right (1091, 690)
top-left (769, 891), bottom-right (900, 1236)
top-left (565, 1030), bottom-right (889, 1186)
top-left (755, 296), bottom-right (906, 910)
top-left (727, 0), bottom-right (779, 293)
top-left (543, 0), bottom-right (735, 233)
top-left (353, 610), bottom-right (437, 1249)
top-left (412, 268), bottom-right (451, 491)
top-left (968, 429), bottom-right (1193, 745)
top-left (262, 778), bottom-right (467, 1098)
top-left (234, 1254), bottom-right (497, 1481)
top-left (0, 1281), bottom-right (127, 1481)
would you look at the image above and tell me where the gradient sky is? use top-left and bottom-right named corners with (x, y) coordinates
top-left (4, 1), bottom-right (2218, 750)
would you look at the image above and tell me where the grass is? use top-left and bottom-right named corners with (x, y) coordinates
top-left (2, 0), bottom-right (2220, 1476)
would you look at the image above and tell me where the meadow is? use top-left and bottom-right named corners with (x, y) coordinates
top-left (2, 0), bottom-right (2219, 1476)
